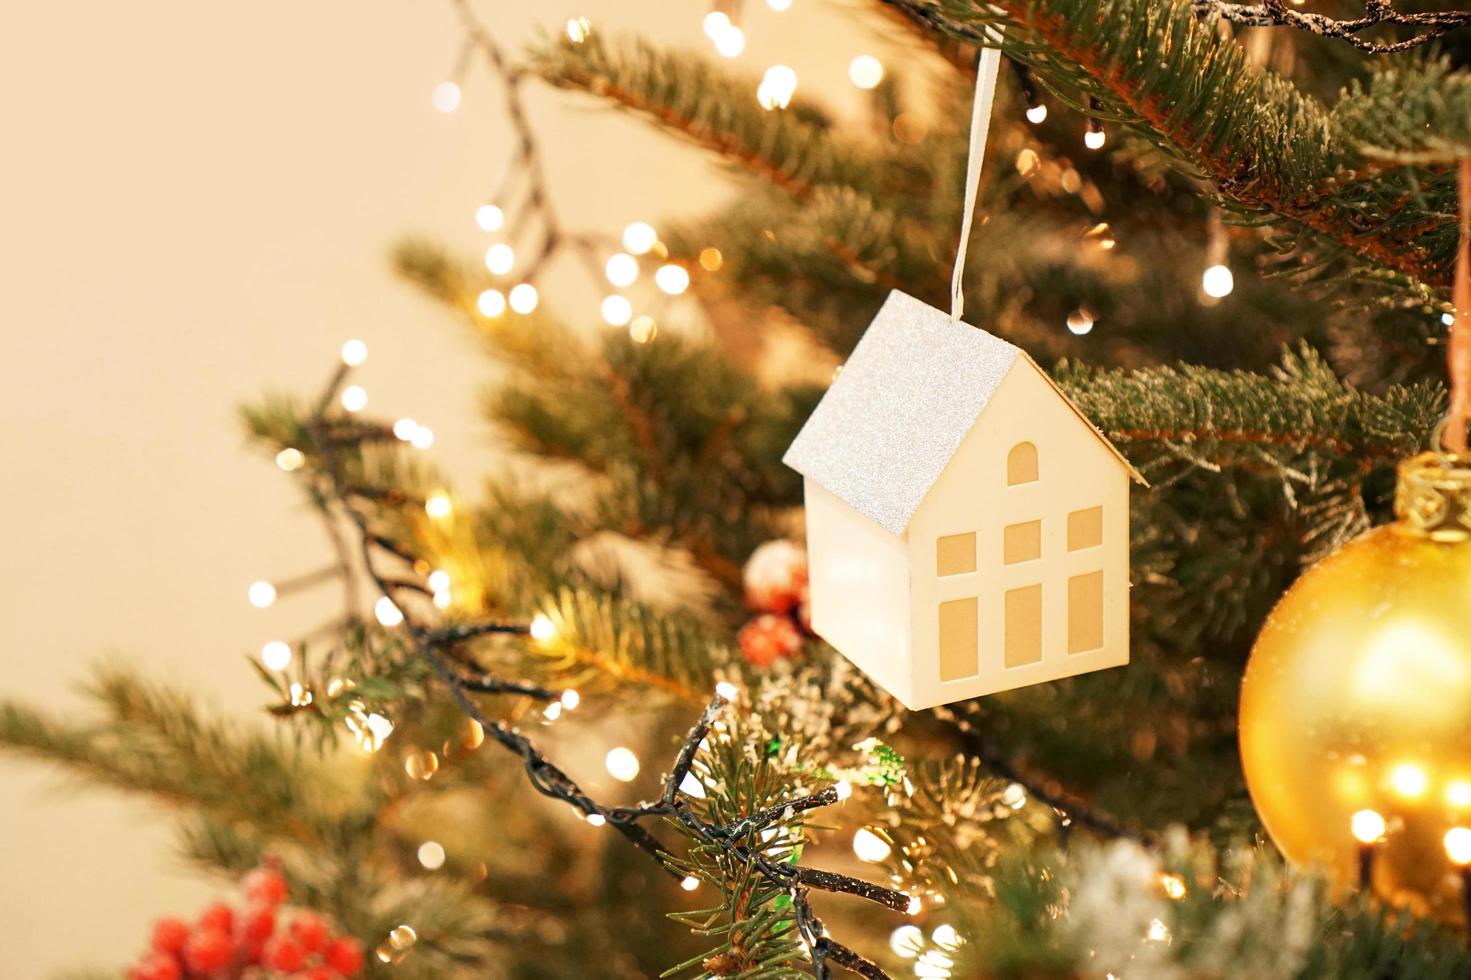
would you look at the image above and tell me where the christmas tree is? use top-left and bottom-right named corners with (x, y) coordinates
top-left (8, 0), bottom-right (1471, 976)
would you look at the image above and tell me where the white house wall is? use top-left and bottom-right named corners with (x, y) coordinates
top-left (802, 477), bottom-right (916, 707)
top-left (904, 358), bottom-right (1131, 708)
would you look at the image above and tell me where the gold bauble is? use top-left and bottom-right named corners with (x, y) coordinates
top-left (1240, 452), bottom-right (1471, 923)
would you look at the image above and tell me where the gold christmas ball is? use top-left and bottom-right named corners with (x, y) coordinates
top-left (1240, 452), bottom-right (1471, 923)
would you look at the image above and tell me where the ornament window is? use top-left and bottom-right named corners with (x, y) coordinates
top-left (938, 597), bottom-right (979, 680)
top-left (936, 532), bottom-right (977, 576)
top-left (1003, 520), bottom-right (1041, 564)
top-left (1068, 506), bottom-right (1103, 551)
top-left (1007, 442), bottom-right (1039, 485)
top-left (1068, 572), bottom-right (1104, 653)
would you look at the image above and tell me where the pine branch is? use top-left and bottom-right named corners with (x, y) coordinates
top-left (1193, 1), bottom-right (1471, 54)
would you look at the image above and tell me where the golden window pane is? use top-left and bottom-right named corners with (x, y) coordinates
top-left (938, 598), bottom-right (978, 681)
top-left (1068, 571), bottom-right (1104, 653)
top-left (1004, 585), bottom-right (1042, 667)
top-left (1007, 442), bottom-right (1038, 485)
top-left (936, 532), bottom-right (977, 576)
top-left (1067, 506), bottom-right (1103, 551)
top-left (1003, 520), bottom-right (1041, 565)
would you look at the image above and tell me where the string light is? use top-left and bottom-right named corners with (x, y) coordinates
top-left (275, 448), bottom-right (305, 471)
top-left (681, 875), bottom-right (700, 891)
top-left (586, 813), bottom-right (607, 827)
top-left (1446, 827), bottom-right (1471, 865)
top-left (1002, 782), bottom-right (1027, 808)
top-left (1350, 808), bottom-right (1387, 843)
top-left (431, 80), bottom-right (462, 114)
top-left (605, 253), bottom-right (639, 287)
top-left (1158, 872), bottom-right (1187, 900)
top-left (906, 894), bottom-right (923, 916)
top-left (834, 779), bottom-right (852, 800)
top-left (629, 315), bottom-right (658, 344)
top-left (767, 0), bottom-right (793, 9)
top-left (417, 841), bottom-right (447, 870)
top-left (757, 65), bottom-right (798, 110)
top-left (261, 641), bottom-right (292, 671)
top-left (375, 596), bottom-right (405, 626)
top-left (654, 264), bottom-right (690, 295)
top-left (931, 924), bottom-right (961, 950)
top-left (679, 771), bottom-right (707, 798)
top-left (509, 283), bottom-right (539, 314)
top-left (1201, 263), bottom-right (1234, 298)
top-left (715, 681), bottom-right (739, 701)
top-left (714, 25), bottom-right (745, 57)
top-left (340, 386), bottom-right (368, 412)
top-left (564, 16), bottom-right (591, 43)
top-left (425, 493), bottom-right (453, 519)
top-left (890, 924), bottom-right (924, 958)
top-left (485, 243), bottom-right (515, 275)
top-left (702, 11), bottom-right (731, 40)
top-left (699, 247), bottom-right (723, 271)
top-left (623, 222), bottom-right (658, 255)
top-left (1389, 762), bottom-right (1429, 799)
top-left (530, 614), bottom-right (557, 642)
top-left (852, 827), bottom-right (892, 862)
top-left (475, 204), bottom-right (504, 232)
top-left (247, 580), bottom-right (277, 608)
top-left (601, 295), bottom-right (633, 327)
top-left (411, 426), bottom-right (434, 450)
top-left (605, 746), bottom-right (641, 782)
top-left (849, 55), bottom-right (884, 89)
top-left (1448, 780), bottom-right (1471, 807)
top-left (428, 570), bottom-right (451, 592)
top-left (393, 418), bottom-right (418, 440)
top-left (477, 288), bottom-right (507, 317)
top-left (1084, 127), bottom-right (1106, 150)
top-left (1026, 103), bottom-right (1048, 124)
top-left (340, 339), bottom-right (368, 366)
top-left (1066, 309), bottom-right (1095, 335)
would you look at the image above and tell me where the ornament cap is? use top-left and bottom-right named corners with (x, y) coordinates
top-left (1394, 451), bottom-right (1471, 541)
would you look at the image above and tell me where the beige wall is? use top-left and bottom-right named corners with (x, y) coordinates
top-left (0, 1), bottom-right (879, 973)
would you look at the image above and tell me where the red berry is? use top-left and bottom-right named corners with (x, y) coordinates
top-left (242, 903), bottom-right (276, 944)
top-left (183, 927), bottom-right (236, 973)
top-left (300, 968), bottom-right (336, 980)
top-left (738, 614), bottom-right (804, 667)
top-left (150, 917), bottom-right (190, 954)
top-left (263, 937), bottom-right (306, 972)
top-left (197, 901), bottom-right (234, 935)
top-left (243, 866), bottom-right (290, 907)
top-left (743, 540), bottom-right (808, 614)
top-left (323, 936), bottom-right (365, 975)
top-left (289, 910), bottom-right (329, 951)
top-left (142, 954), bottom-right (182, 980)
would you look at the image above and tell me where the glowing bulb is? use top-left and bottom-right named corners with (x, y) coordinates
top-left (1448, 780), bottom-right (1471, 807)
top-left (432, 590), bottom-right (451, 609)
top-left (1026, 104), bottom-right (1048, 124)
top-left (394, 418), bottom-right (418, 440)
top-left (931, 924), bottom-right (960, 950)
top-left (275, 448), bottom-right (304, 471)
top-left (601, 295), bottom-right (633, 327)
top-left (1159, 872), bottom-right (1187, 900)
top-left (509, 283), bottom-right (539, 314)
top-left (485, 243), bottom-right (515, 275)
top-left (654, 264), bottom-right (690, 295)
top-left (1446, 827), bottom-right (1471, 865)
top-left (475, 204), bottom-right (504, 232)
top-left (890, 924), bottom-right (924, 958)
top-left (1351, 808), bottom-right (1387, 843)
top-left (410, 426), bottom-right (434, 450)
top-left (715, 26), bottom-right (745, 58)
top-left (261, 641), bottom-right (292, 671)
top-left (699, 247), bottom-right (723, 271)
top-left (605, 746), bottom-right (640, 782)
top-left (1389, 762), bottom-right (1429, 799)
top-left (1201, 264), bottom-right (1234, 298)
top-left (849, 55), bottom-right (884, 89)
top-left (340, 339), bottom-right (368, 366)
top-left (432, 81), bottom-right (461, 114)
top-left (476, 289), bottom-right (507, 318)
top-left (715, 681), bottom-right (738, 701)
top-left (565, 16), bottom-right (591, 43)
top-left (560, 688), bottom-right (580, 710)
top-left (374, 596), bottom-right (404, 626)
top-left (679, 771), bottom-right (706, 798)
top-left (906, 894), bottom-right (923, 916)
top-left (340, 386), bottom-right (368, 412)
top-left (543, 701), bottom-right (562, 721)
top-left (622, 222), bottom-right (658, 255)
top-left (768, 0), bottom-right (793, 9)
top-left (1002, 782), bottom-right (1026, 808)
top-left (425, 493), bottom-right (453, 519)
top-left (586, 813), bottom-right (607, 827)
top-left (605, 252), bottom-right (639, 287)
top-left (703, 12), bottom-right (731, 40)
top-left (248, 581), bottom-right (277, 608)
top-left (428, 570), bottom-right (450, 592)
top-left (852, 827), bottom-right (892, 863)
top-left (629, 315), bottom-right (657, 344)
top-left (1084, 128), bottom-right (1106, 150)
top-left (1066, 309), bottom-right (1095, 335)
top-left (758, 66), bottom-right (797, 110)
top-left (681, 875), bottom-right (699, 891)
top-left (417, 840), bottom-right (446, 870)
top-left (364, 712), bottom-right (393, 749)
top-left (834, 780), bottom-right (852, 800)
top-left (530, 614), bottom-right (556, 642)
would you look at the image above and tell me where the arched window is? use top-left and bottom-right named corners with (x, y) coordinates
top-left (1007, 442), bottom-right (1038, 485)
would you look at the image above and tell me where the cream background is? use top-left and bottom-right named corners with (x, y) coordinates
top-left (0, 1), bottom-right (880, 973)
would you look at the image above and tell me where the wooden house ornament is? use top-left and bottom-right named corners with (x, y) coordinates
top-left (784, 291), bottom-right (1144, 710)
